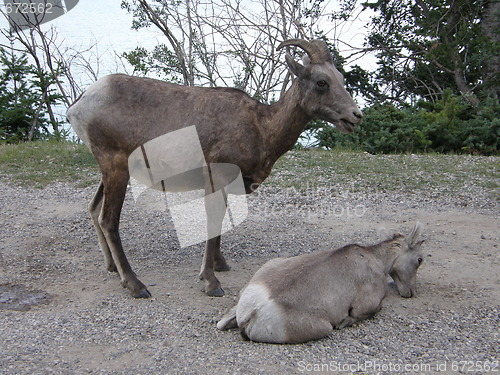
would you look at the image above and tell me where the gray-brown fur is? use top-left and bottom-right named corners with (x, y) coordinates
top-left (66, 39), bottom-right (362, 298)
top-left (217, 223), bottom-right (425, 344)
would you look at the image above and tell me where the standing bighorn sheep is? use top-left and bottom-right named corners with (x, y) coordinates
top-left (217, 223), bottom-right (425, 344)
top-left (66, 39), bottom-right (362, 298)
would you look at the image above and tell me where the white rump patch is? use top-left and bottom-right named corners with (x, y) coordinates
top-left (236, 283), bottom-right (287, 343)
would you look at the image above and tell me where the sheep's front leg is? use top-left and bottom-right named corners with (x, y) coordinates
top-left (338, 287), bottom-right (385, 329)
top-left (199, 191), bottom-right (227, 296)
top-left (200, 237), bottom-right (224, 296)
top-left (213, 235), bottom-right (231, 272)
top-left (337, 315), bottom-right (357, 329)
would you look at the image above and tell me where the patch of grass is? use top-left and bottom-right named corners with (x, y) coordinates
top-left (0, 140), bottom-right (99, 188)
top-left (268, 149), bottom-right (500, 199)
top-left (0, 142), bottom-right (498, 202)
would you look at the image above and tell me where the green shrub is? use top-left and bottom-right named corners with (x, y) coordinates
top-left (461, 96), bottom-right (500, 155)
top-left (318, 103), bottom-right (431, 153)
top-left (317, 92), bottom-right (499, 155)
top-left (0, 46), bottom-right (64, 143)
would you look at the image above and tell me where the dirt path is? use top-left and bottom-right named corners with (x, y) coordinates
top-left (0, 181), bottom-right (498, 374)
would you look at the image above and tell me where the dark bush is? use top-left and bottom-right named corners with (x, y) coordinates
top-left (317, 92), bottom-right (499, 155)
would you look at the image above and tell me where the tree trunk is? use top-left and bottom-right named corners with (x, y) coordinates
top-left (442, 2), bottom-right (480, 105)
top-left (481, 0), bottom-right (500, 98)
top-left (28, 98), bottom-right (45, 141)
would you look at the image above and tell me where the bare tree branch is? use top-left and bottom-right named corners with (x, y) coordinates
top-left (122, 0), bottom-right (328, 100)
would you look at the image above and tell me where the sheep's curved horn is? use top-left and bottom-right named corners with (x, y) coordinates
top-left (277, 39), bottom-right (332, 64)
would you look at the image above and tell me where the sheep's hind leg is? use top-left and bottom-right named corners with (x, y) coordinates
top-left (284, 314), bottom-right (334, 343)
top-left (89, 180), bottom-right (117, 273)
top-left (99, 167), bottom-right (151, 299)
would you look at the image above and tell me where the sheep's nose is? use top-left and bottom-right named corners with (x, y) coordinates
top-left (349, 108), bottom-right (363, 124)
top-left (353, 109), bottom-right (363, 120)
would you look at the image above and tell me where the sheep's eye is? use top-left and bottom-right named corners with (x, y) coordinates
top-left (417, 257), bottom-right (423, 265)
top-left (317, 80), bottom-right (328, 88)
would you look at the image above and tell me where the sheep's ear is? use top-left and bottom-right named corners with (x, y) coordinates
top-left (377, 227), bottom-right (392, 241)
top-left (412, 239), bottom-right (425, 251)
top-left (285, 53), bottom-right (307, 78)
top-left (407, 222), bottom-right (423, 247)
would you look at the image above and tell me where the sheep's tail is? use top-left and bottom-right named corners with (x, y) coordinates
top-left (217, 305), bottom-right (238, 330)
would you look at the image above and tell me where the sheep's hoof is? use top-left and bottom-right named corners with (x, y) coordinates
top-left (106, 264), bottom-right (118, 273)
top-left (207, 287), bottom-right (225, 297)
top-left (215, 263), bottom-right (231, 272)
top-left (132, 288), bottom-right (152, 299)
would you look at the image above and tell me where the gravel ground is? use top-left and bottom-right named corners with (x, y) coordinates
top-left (0, 160), bottom-right (499, 374)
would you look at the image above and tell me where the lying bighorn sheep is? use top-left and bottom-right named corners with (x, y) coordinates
top-left (66, 39), bottom-right (362, 298)
top-left (217, 223), bottom-right (425, 344)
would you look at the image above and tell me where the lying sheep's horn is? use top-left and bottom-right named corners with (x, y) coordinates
top-left (277, 39), bottom-right (332, 64)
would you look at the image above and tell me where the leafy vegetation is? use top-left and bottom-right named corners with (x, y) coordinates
top-left (353, 0), bottom-right (499, 105)
top-left (317, 91), bottom-right (500, 155)
top-left (310, 0), bottom-right (499, 155)
top-left (0, 46), bottom-right (64, 143)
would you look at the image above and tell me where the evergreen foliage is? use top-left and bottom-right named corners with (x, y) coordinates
top-left (317, 91), bottom-right (499, 155)
top-left (0, 47), bottom-right (40, 142)
top-left (360, 0), bottom-right (499, 104)
top-left (0, 46), bottom-right (63, 143)
top-left (315, 0), bottom-right (499, 154)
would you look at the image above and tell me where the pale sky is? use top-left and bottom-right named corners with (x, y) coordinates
top-left (0, 1), bottom-right (161, 75)
top-left (1, 0), bottom-right (375, 78)
top-left (48, 1), bottom-right (162, 64)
